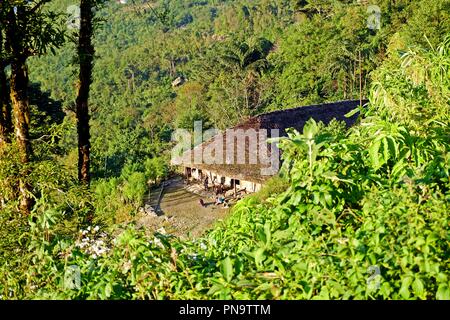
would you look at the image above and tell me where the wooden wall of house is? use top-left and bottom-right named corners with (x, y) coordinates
top-left (184, 167), bottom-right (262, 193)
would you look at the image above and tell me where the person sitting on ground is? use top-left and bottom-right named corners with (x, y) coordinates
top-left (215, 195), bottom-right (225, 205)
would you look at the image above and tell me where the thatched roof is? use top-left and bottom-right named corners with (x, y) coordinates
top-left (174, 100), bottom-right (365, 183)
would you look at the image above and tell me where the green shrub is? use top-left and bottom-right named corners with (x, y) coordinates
top-left (122, 172), bottom-right (147, 209)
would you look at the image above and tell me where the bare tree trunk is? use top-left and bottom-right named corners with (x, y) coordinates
top-left (343, 74), bottom-right (347, 99)
top-left (76, 0), bottom-right (95, 185)
top-left (359, 50), bottom-right (362, 107)
top-left (352, 61), bottom-right (356, 98)
top-left (5, 6), bottom-right (34, 214)
top-left (364, 73), bottom-right (368, 99)
top-left (10, 57), bottom-right (34, 214)
top-left (0, 28), bottom-right (13, 145)
top-left (10, 61), bottom-right (31, 161)
top-left (0, 65), bottom-right (13, 144)
top-left (170, 59), bottom-right (175, 78)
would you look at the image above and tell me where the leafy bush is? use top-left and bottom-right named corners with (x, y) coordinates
top-left (122, 172), bottom-right (147, 208)
top-left (144, 157), bottom-right (169, 184)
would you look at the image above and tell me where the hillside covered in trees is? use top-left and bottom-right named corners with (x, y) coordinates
top-left (0, 0), bottom-right (449, 300)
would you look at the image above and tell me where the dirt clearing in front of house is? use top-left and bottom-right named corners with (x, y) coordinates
top-left (135, 178), bottom-right (231, 239)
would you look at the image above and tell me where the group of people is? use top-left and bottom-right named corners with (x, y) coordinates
top-left (199, 176), bottom-right (228, 208)
top-left (203, 176), bottom-right (225, 194)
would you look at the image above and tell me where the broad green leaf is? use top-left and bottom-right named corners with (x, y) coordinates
top-left (221, 257), bottom-right (234, 282)
top-left (105, 283), bottom-right (112, 298)
top-left (207, 284), bottom-right (225, 296)
top-left (399, 276), bottom-right (413, 299)
top-left (369, 139), bottom-right (381, 170)
top-left (436, 284), bottom-right (450, 300)
top-left (412, 278), bottom-right (424, 298)
top-left (264, 222), bottom-right (272, 247)
top-left (254, 247), bottom-right (266, 267)
top-left (345, 107), bottom-right (360, 118)
top-left (382, 137), bottom-right (390, 163)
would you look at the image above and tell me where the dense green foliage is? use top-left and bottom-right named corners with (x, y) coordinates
top-left (0, 0), bottom-right (449, 300)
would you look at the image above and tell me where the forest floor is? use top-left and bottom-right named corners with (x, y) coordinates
top-left (135, 178), bottom-right (231, 239)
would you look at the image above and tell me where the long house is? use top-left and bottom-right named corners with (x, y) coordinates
top-left (172, 100), bottom-right (366, 193)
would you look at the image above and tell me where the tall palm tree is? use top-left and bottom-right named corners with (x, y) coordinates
top-left (218, 37), bottom-right (273, 111)
top-left (219, 37), bottom-right (272, 75)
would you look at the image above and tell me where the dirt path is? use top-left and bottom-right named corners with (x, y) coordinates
top-left (135, 179), bottom-right (231, 239)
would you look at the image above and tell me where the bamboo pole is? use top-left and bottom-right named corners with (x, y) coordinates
top-left (359, 49), bottom-right (362, 107)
